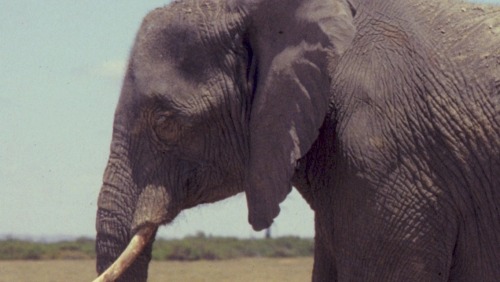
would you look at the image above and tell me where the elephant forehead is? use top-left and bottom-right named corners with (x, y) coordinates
top-left (133, 29), bottom-right (212, 85)
top-left (132, 63), bottom-right (192, 102)
top-left (131, 62), bottom-right (229, 120)
top-left (136, 2), bottom-right (244, 80)
top-left (130, 31), bottom-right (235, 110)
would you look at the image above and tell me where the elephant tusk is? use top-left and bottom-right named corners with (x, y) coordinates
top-left (93, 225), bottom-right (156, 282)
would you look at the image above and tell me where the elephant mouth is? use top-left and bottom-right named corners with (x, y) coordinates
top-left (93, 224), bottom-right (157, 282)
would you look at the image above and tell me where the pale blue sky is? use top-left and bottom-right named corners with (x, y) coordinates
top-left (1, 0), bottom-right (498, 240)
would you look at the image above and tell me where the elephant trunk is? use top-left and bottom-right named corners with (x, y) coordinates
top-left (95, 141), bottom-right (158, 281)
top-left (93, 224), bottom-right (156, 282)
top-left (95, 128), bottom-right (174, 281)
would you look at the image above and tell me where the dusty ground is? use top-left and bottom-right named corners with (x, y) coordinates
top-left (0, 257), bottom-right (313, 282)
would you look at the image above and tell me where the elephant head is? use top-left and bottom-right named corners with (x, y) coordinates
top-left (95, 0), bottom-right (356, 280)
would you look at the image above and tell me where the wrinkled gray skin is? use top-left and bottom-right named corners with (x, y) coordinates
top-left (295, 0), bottom-right (500, 280)
top-left (95, 0), bottom-right (500, 281)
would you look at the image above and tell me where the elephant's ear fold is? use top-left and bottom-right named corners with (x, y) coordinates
top-left (244, 0), bottom-right (356, 230)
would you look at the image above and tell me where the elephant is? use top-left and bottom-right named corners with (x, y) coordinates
top-left (94, 0), bottom-right (500, 281)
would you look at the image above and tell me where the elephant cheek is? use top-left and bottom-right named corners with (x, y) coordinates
top-left (131, 184), bottom-right (171, 232)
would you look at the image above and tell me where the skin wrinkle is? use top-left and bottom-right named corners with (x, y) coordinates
top-left (347, 34), bottom-right (445, 256)
top-left (192, 80), bottom-right (246, 204)
top-left (377, 158), bottom-right (438, 243)
top-left (311, 0), bottom-right (499, 280)
top-left (418, 65), bottom-right (472, 210)
top-left (193, 9), bottom-right (250, 178)
top-left (428, 81), bottom-right (497, 193)
top-left (100, 160), bottom-right (136, 220)
top-left (216, 74), bottom-right (249, 176)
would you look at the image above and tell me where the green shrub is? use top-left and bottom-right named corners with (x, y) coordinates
top-left (152, 234), bottom-right (314, 261)
top-left (0, 234), bottom-right (313, 261)
top-left (0, 238), bottom-right (95, 260)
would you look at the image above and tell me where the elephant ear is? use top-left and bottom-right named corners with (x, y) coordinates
top-left (245, 0), bottom-right (356, 230)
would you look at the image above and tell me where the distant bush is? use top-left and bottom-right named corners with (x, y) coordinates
top-left (0, 237), bottom-right (95, 260)
top-left (0, 234), bottom-right (313, 261)
top-left (152, 233), bottom-right (314, 261)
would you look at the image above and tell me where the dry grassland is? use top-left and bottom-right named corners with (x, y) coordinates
top-left (0, 257), bottom-right (313, 282)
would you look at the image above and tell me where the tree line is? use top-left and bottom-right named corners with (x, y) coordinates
top-left (0, 233), bottom-right (313, 261)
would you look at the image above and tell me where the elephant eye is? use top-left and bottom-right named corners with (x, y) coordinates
top-left (152, 111), bottom-right (181, 144)
top-left (155, 115), bottom-right (168, 124)
top-left (153, 111), bottom-right (172, 126)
